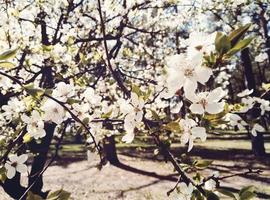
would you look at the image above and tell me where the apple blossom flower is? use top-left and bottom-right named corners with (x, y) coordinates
top-left (237, 89), bottom-right (253, 97)
top-left (41, 99), bottom-right (66, 124)
top-left (227, 113), bottom-right (247, 130)
top-left (204, 179), bottom-right (216, 191)
top-left (119, 92), bottom-right (144, 143)
top-left (251, 123), bottom-right (265, 136)
top-left (186, 87), bottom-right (226, 115)
top-left (2, 98), bottom-right (25, 122)
top-left (171, 101), bottom-right (183, 114)
top-left (186, 31), bottom-right (215, 60)
top-left (255, 52), bottom-right (268, 63)
top-left (52, 82), bottom-right (75, 102)
top-left (256, 98), bottom-right (270, 115)
top-left (21, 110), bottom-right (46, 139)
top-left (239, 97), bottom-right (256, 113)
top-left (5, 154), bottom-right (28, 179)
top-left (180, 118), bottom-right (207, 152)
top-left (170, 182), bottom-right (193, 200)
top-left (165, 54), bottom-right (212, 97)
top-left (72, 103), bottom-right (91, 121)
top-left (83, 87), bottom-right (102, 106)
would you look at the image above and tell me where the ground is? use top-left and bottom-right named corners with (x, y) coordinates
top-left (0, 132), bottom-right (270, 200)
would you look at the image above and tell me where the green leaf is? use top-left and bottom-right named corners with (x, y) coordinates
top-left (132, 84), bottom-right (142, 96)
top-left (42, 45), bottom-right (54, 52)
top-left (163, 121), bottom-right (181, 133)
top-left (66, 98), bottom-right (81, 105)
top-left (24, 84), bottom-right (45, 98)
top-left (215, 33), bottom-right (231, 55)
top-left (194, 160), bottom-right (213, 169)
top-left (149, 109), bottom-right (160, 121)
top-left (239, 186), bottom-right (255, 196)
top-left (23, 133), bottom-right (33, 143)
top-left (0, 61), bottom-right (15, 69)
top-left (217, 189), bottom-right (237, 199)
top-left (47, 189), bottom-right (71, 200)
top-left (0, 49), bottom-right (17, 60)
top-left (101, 110), bottom-right (112, 118)
top-left (228, 24), bottom-right (251, 46)
top-left (240, 191), bottom-right (256, 200)
top-left (226, 37), bottom-right (254, 57)
top-left (239, 186), bottom-right (255, 195)
top-left (206, 191), bottom-right (220, 200)
top-left (26, 192), bottom-right (44, 200)
top-left (0, 167), bottom-right (7, 183)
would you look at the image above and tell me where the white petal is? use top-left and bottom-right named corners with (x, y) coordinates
top-left (251, 128), bottom-right (257, 136)
top-left (205, 102), bottom-right (225, 114)
top-left (190, 104), bottom-right (204, 114)
top-left (187, 137), bottom-right (194, 152)
top-left (181, 132), bottom-right (190, 145)
top-left (183, 79), bottom-right (197, 94)
top-left (185, 90), bottom-right (199, 103)
top-left (195, 67), bottom-right (212, 84)
top-left (171, 101), bottom-right (183, 114)
top-left (207, 87), bottom-right (226, 102)
top-left (6, 167), bottom-right (16, 179)
top-left (122, 132), bottom-right (135, 143)
top-left (191, 127), bottom-right (207, 142)
top-left (237, 89), bottom-right (253, 97)
top-left (21, 114), bottom-right (30, 123)
top-left (16, 164), bottom-right (27, 174)
top-left (254, 123), bottom-right (265, 132)
top-left (8, 155), bottom-right (18, 162)
top-left (17, 154), bottom-right (28, 164)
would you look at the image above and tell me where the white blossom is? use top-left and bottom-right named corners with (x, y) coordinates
top-left (41, 99), bottom-right (66, 124)
top-left (251, 123), bottom-right (265, 136)
top-left (52, 82), bottom-right (75, 102)
top-left (171, 182), bottom-right (193, 200)
top-left (165, 54), bottom-right (212, 97)
top-left (21, 110), bottom-right (46, 139)
top-left (119, 93), bottom-right (144, 143)
top-left (5, 154), bottom-right (28, 179)
top-left (186, 87), bottom-right (226, 115)
top-left (180, 118), bottom-right (207, 152)
top-left (237, 89), bottom-right (253, 97)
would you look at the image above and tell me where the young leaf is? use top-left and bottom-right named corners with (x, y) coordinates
top-left (0, 167), bottom-right (7, 183)
top-left (47, 189), bottom-right (71, 200)
top-left (0, 49), bottom-right (17, 60)
top-left (226, 37), bottom-right (254, 57)
top-left (194, 160), bottom-right (213, 169)
top-left (206, 191), bottom-right (220, 200)
top-left (228, 24), bottom-right (251, 46)
top-left (0, 61), bottom-right (15, 69)
top-left (26, 192), bottom-right (43, 200)
top-left (215, 33), bottom-right (231, 55)
top-left (217, 189), bottom-right (237, 199)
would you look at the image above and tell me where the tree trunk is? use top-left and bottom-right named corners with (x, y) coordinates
top-left (241, 48), bottom-right (266, 156)
top-left (103, 135), bottom-right (120, 165)
top-left (28, 123), bottom-right (55, 198)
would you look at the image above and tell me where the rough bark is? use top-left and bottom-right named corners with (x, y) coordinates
top-left (241, 48), bottom-right (266, 157)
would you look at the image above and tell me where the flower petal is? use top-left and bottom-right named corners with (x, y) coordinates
top-left (183, 79), bottom-right (197, 94)
top-left (205, 102), bottom-right (225, 114)
top-left (16, 164), bottom-right (27, 174)
top-left (190, 103), bottom-right (204, 114)
top-left (207, 87), bottom-right (226, 102)
top-left (17, 154), bottom-right (28, 164)
top-left (6, 166), bottom-right (16, 179)
top-left (191, 127), bottom-right (207, 142)
top-left (122, 132), bottom-right (135, 143)
top-left (195, 67), bottom-right (212, 84)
